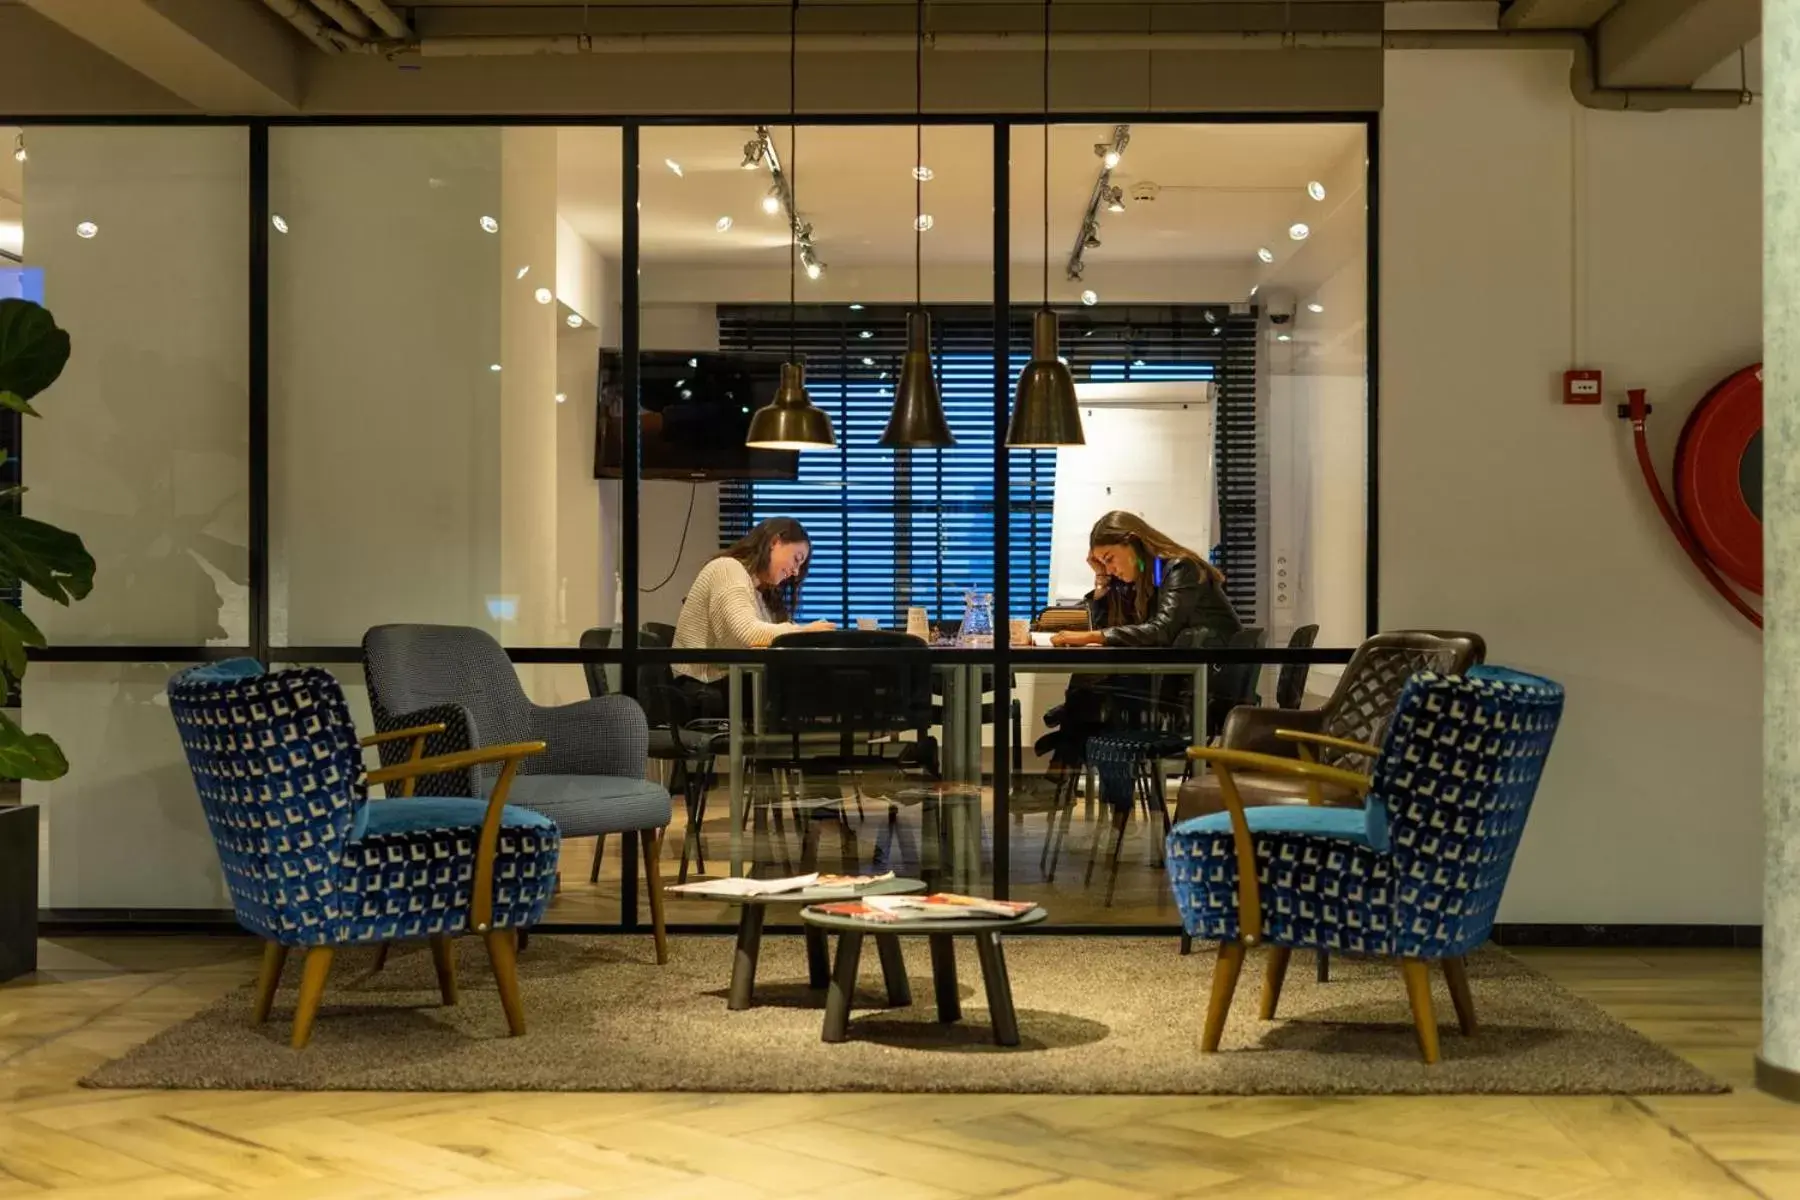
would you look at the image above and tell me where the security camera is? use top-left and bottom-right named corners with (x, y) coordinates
top-left (1262, 288), bottom-right (1298, 325)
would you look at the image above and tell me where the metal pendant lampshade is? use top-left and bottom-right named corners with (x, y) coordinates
top-left (746, 361), bottom-right (835, 450)
top-left (1006, 310), bottom-right (1084, 448)
top-left (879, 309), bottom-right (955, 448)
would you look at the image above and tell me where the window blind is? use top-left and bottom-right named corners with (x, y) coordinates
top-left (717, 303), bottom-right (1259, 627)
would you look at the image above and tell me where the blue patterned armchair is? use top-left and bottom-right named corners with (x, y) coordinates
top-left (168, 660), bottom-right (561, 1048)
top-left (1166, 666), bottom-right (1564, 1063)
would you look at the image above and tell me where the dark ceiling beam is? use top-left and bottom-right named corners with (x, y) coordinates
top-left (1596, 0), bottom-right (1759, 87)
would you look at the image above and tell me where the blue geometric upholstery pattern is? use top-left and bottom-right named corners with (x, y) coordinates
top-left (169, 661), bottom-right (560, 948)
top-left (1090, 729), bottom-right (1192, 811)
top-left (1167, 666), bottom-right (1563, 960)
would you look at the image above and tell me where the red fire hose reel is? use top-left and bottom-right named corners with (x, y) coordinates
top-left (1622, 364), bottom-right (1763, 630)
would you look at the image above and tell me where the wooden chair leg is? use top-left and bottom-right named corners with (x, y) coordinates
top-left (1399, 958), bottom-right (1441, 1064)
top-left (252, 942), bottom-right (288, 1025)
top-left (484, 929), bottom-right (526, 1036)
top-left (290, 947), bottom-right (334, 1049)
top-left (588, 833), bottom-right (606, 884)
top-left (1201, 940), bottom-right (1246, 1052)
top-left (1442, 956), bottom-right (1477, 1036)
top-left (1260, 946), bottom-right (1292, 1020)
top-left (428, 935), bottom-right (458, 1006)
top-left (641, 826), bottom-right (670, 965)
top-left (371, 943), bottom-right (390, 973)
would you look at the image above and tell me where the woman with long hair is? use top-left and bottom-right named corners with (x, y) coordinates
top-left (1036, 510), bottom-right (1242, 767)
top-left (672, 516), bottom-right (833, 715)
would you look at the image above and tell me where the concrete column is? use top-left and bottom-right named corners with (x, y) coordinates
top-left (1767, 12), bottom-right (1800, 1099)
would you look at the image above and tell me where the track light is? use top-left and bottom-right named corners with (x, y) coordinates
top-left (1096, 143), bottom-right (1122, 170)
top-left (1083, 228), bottom-right (1101, 250)
top-left (1105, 187), bottom-right (1125, 214)
top-left (11, 134), bottom-right (24, 164)
top-left (741, 140), bottom-right (763, 169)
top-left (914, 214), bottom-right (934, 232)
top-left (762, 192), bottom-right (781, 216)
top-left (913, 166), bottom-right (934, 181)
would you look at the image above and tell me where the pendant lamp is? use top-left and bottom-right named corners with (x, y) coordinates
top-left (747, 0), bottom-right (836, 452)
top-left (1005, 0), bottom-right (1085, 448)
top-left (880, 0), bottom-right (955, 448)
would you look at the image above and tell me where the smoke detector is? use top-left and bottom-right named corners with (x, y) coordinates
top-left (1130, 181), bottom-right (1161, 203)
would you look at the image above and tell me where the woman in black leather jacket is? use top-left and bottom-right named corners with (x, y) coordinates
top-left (1036, 511), bottom-right (1243, 766)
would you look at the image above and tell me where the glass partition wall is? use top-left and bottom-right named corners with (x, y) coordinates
top-left (11, 117), bottom-right (1371, 930)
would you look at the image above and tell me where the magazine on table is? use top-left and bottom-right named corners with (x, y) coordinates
top-left (811, 893), bottom-right (1040, 923)
top-left (666, 871), bottom-right (894, 898)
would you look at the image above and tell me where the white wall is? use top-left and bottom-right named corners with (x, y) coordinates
top-left (1383, 50), bottom-right (1762, 923)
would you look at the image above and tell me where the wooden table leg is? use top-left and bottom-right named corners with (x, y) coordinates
top-left (875, 933), bottom-right (912, 1007)
top-left (974, 932), bottom-right (1020, 1047)
top-left (821, 931), bottom-right (864, 1043)
top-left (928, 933), bottom-right (961, 1022)
top-left (804, 925), bottom-right (831, 990)
top-left (728, 905), bottom-right (765, 1011)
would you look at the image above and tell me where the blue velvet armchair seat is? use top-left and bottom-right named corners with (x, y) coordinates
top-left (1166, 666), bottom-right (1564, 1063)
top-left (168, 660), bottom-right (561, 1048)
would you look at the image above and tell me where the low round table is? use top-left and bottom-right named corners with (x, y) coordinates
top-left (714, 878), bottom-right (926, 1011)
top-left (800, 905), bottom-right (1050, 1046)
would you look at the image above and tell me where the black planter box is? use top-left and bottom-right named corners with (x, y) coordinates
top-left (0, 805), bottom-right (37, 983)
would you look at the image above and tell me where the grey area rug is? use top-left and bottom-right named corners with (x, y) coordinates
top-left (82, 935), bottom-right (1725, 1096)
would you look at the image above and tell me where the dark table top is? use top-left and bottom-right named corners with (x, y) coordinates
top-left (799, 904), bottom-right (1050, 936)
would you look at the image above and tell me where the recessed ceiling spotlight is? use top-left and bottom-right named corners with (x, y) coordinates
top-left (479, 215), bottom-right (499, 233)
top-left (1202, 309), bottom-right (1216, 323)
top-left (761, 192), bottom-right (781, 216)
top-left (665, 158), bottom-right (684, 177)
top-left (914, 214), bottom-right (934, 232)
top-left (862, 356), bottom-right (876, 366)
top-left (715, 216), bottom-right (734, 233)
top-left (271, 214), bottom-right (289, 234)
top-left (11, 134), bottom-right (24, 164)
top-left (859, 330), bottom-right (874, 339)
top-left (75, 221), bottom-right (97, 239)
top-left (516, 265), bottom-right (530, 279)
top-left (1276, 333), bottom-right (1292, 343)
top-left (913, 166), bottom-right (934, 182)
top-left (849, 303), bottom-right (865, 310)
top-left (1249, 285), bottom-right (1260, 297)
top-left (1288, 222), bottom-right (1310, 241)
top-left (1308, 302), bottom-right (1324, 313)
top-left (566, 313), bottom-right (583, 328)
top-left (1080, 289), bottom-right (1098, 306)
top-left (490, 363), bottom-right (503, 372)
top-left (1256, 247), bottom-right (1274, 264)
top-left (534, 287), bottom-right (553, 304)
top-left (555, 392), bottom-right (567, 403)
top-left (1307, 180), bottom-right (1327, 201)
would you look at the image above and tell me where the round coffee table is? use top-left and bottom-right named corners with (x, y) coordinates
top-left (800, 905), bottom-right (1050, 1046)
top-left (714, 878), bottom-right (926, 1011)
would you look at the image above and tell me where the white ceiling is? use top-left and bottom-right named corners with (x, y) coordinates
top-left (559, 121), bottom-right (1365, 273)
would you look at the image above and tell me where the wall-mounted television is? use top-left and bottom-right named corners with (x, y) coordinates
top-left (594, 349), bottom-right (801, 481)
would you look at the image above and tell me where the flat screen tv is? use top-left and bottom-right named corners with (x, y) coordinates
top-left (594, 349), bottom-right (801, 481)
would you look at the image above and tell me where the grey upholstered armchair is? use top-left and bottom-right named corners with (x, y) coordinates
top-left (362, 624), bottom-right (673, 962)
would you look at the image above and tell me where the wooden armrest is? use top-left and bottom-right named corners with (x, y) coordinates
top-left (359, 722), bottom-right (448, 748)
top-left (1276, 728), bottom-right (1381, 758)
top-left (1185, 746), bottom-right (1372, 795)
top-left (365, 741), bottom-right (546, 787)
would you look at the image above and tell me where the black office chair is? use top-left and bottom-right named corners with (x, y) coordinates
top-left (1275, 623), bottom-right (1321, 710)
top-left (579, 627), bottom-right (613, 698)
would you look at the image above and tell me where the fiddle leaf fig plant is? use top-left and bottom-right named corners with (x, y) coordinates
top-left (0, 298), bottom-right (94, 781)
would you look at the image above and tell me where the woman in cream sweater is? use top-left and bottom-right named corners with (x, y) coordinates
top-left (672, 517), bottom-right (834, 716)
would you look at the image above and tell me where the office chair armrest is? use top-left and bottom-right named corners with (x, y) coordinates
top-left (1220, 705), bottom-right (1323, 756)
top-left (530, 694), bottom-right (650, 777)
top-left (1277, 729), bottom-right (1382, 758)
top-left (369, 741), bottom-right (547, 935)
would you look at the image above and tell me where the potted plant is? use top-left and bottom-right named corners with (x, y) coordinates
top-left (0, 298), bottom-right (96, 982)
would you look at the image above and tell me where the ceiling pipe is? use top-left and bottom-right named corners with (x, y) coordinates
top-left (346, 0), bottom-right (411, 40)
top-left (319, 24), bottom-right (1751, 112)
top-left (257, 0), bottom-right (349, 54)
top-left (309, 0), bottom-right (376, 40)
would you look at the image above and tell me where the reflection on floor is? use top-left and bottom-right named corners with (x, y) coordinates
top-left (1, 937), bottom-right (1786, 1198)
top-left (544, 767), bottom-right (1181, 927)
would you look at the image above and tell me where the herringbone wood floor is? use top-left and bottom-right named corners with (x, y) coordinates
top-left (0, 937), bottom-right (1791, 1199)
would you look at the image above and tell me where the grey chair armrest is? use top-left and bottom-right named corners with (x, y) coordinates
top-left (1220, 705), bottom-right (1324, 757)
top-left (529, 694), bottom-right (650, 778)
top-left (371, 701), bottom-right (481, 796)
